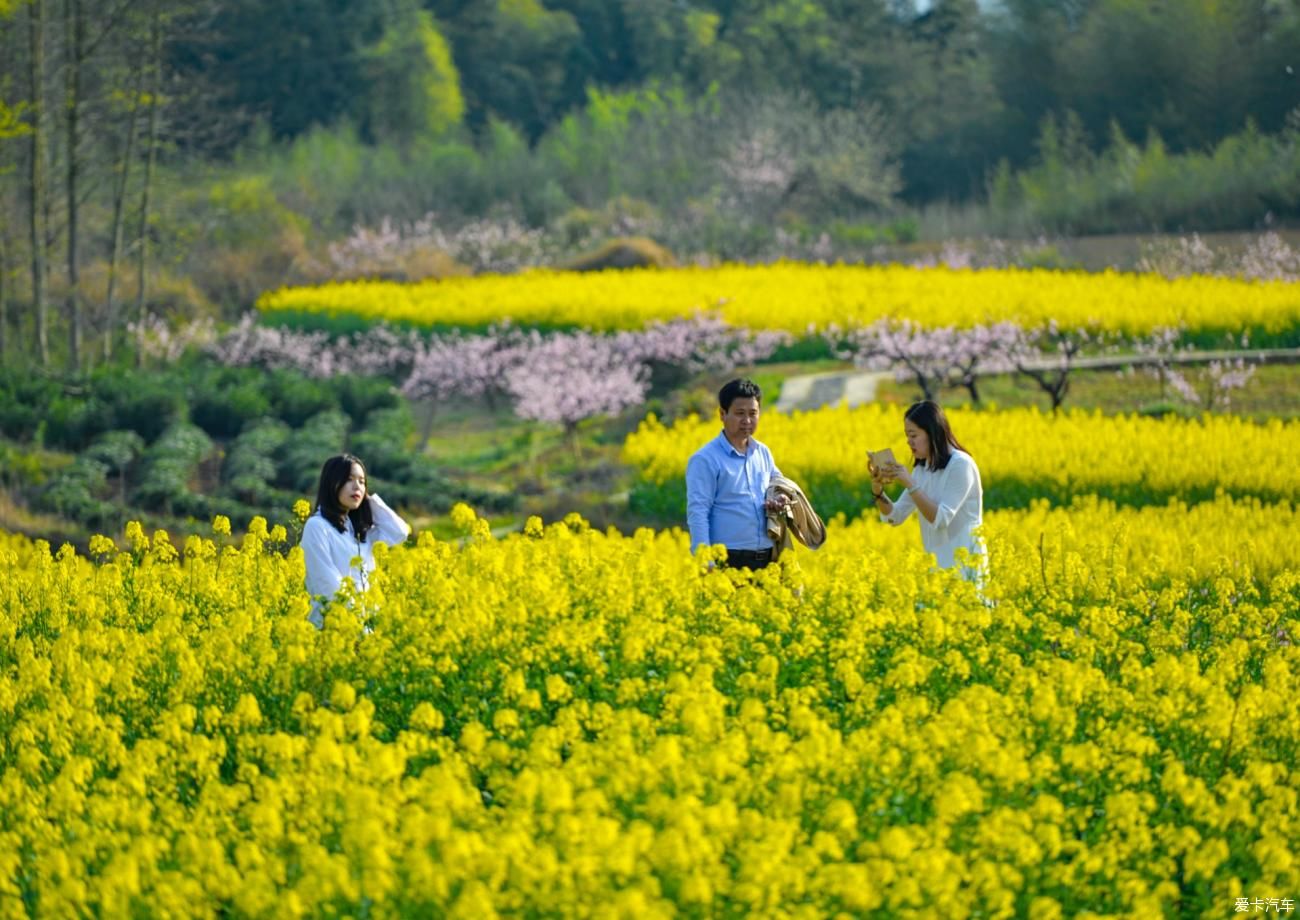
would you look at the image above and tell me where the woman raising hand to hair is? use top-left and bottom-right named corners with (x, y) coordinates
top-left (301, 453), bottom-right (411, 628)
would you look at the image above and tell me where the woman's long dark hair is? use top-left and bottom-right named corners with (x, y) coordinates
top-left (314, 454), bottom-right (374, 540)
top-left (904, 400), bottom-right (970, 471)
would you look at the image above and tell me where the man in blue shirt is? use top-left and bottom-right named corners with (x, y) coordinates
top-left (685, 378), bottom-right (788, 570)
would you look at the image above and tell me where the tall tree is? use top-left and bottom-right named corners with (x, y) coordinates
top-left (1254, 2), bottom-right (1300, 130)
top-left (895, 0), bottom-right (1003, 200)
top-left (133, 7), bottom-right (160, 364)
top-left (359, 4), bottom-right (464, 144)
top-left (0, 230), bottom-right (8, 363)
top-left (985, 0), bottom-right (1080, 170)
top-left (440, 0), bottom-right (582, 139)
top-left (27, 0), bottom-right (48, 366)
top-left (1056, 0), bottom-right (1296, 152)
top-left (700, 0), bottom-right (905, 110)
top-left (169, 0), bottom-right (383, 144)
top-left (63, 0), bottom-right (84, 369)
top-left (0, 5), bottom-right (26, 365)
top-left (102, 45), bottom-right (143, 361)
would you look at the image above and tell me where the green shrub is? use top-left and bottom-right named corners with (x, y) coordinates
top-left (562, 237), bottom-right (675, 272)
top-left (223, 419), bottom-right (292, 504)
top-left (0, 375), bottom-right (62, 442)
top-left (331, 375), bottom-right (401, 428)
top-left (769, 337), bottom-right (834, 363)
top-left (993, 114), bottom-right (1300, 235)
top-left (827, 217), bottom-right (919, 247)
top-left (2, 368), bottom-right (183, 449)
top-left (0, 441), bottom-right (68, 491)
top-left (191, 371), bottom-right (274, 439)
top-left (92, 370), bottom-right (189, 443)
top-left (37, 457), bottom-right (116, 527)
top-left (134, 423), bottom-right (216, 515)
top-left (279, 410), bottom-right (351, 493)
top-left (182, 174), bottom-right (314, 309)
top-left (265, 372), bottom-right (337, 429)
top-left (85, 430), bottom-right (146, 471)
top-left (85, 431), bottom-right (147, 507)
top-left (375, 452), bottom-right (514, 514)
top-left (186, 365), bottom-right (401, 438)
top-left (349, 406), bottom-right (414, 468)
top-left (44, 395), bottom-right (112, 450)
top-left (5, 358), bottom-right (514, 530)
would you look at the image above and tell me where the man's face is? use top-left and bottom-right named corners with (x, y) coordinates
top-left (720, 396), bottom-right (760, 445)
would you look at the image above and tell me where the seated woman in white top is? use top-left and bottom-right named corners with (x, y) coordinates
top-left (868, 400), bottom-right (985, 582)
top-left (301, 453), bottom-right (411, 628)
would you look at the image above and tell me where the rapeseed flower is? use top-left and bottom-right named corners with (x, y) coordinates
top-left (1, 488), bottom-right (1297, 915)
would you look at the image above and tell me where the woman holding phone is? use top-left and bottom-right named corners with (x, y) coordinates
top-left (301, 453), bottom-right (411, 628)
top-left (869, 400), bottom-right (985, 581)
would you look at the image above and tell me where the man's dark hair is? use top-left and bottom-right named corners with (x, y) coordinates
top-left (718, 378), bottom-right (763, 411)
top-left (314, 453), bottom-right (375, 540)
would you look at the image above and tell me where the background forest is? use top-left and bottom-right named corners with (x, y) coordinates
top-left (2, 0), bottom-right (1300, 373)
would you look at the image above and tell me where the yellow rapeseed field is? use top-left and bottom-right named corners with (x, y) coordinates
top-left (256, 263), bottom-right (1300, 339)
top-left (623, 404), bottom-right (1300, 519)
top-left (1, 501), bottom-right (1297, 917)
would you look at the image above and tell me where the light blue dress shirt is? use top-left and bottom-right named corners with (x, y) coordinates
top-left (685, 430), bottom-right (782, 552)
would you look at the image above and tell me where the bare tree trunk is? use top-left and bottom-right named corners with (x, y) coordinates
top-left (1017, 366), bottom-right (1069, 414)
top-left (0, 22), bottom-right (12, 368)
top-left (134, 10), bottom-right (160, 366)
top-left (102, 66), bottom-right (138, 361)
top-left (64, 0), bottom-right (84, 371)
top-left (104, 56), bottom-right (142, 362)
top-left (28, 0), bottom-right (49, 367)
top-left (0, 232), bottom-right (8, 363)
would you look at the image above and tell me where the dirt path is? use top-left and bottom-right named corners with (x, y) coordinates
top-left (773, 370), bottom-right (891, 413)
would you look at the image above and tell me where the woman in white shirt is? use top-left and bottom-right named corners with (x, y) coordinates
top-left (869, 401), bottom-right (985, 582)
top-left (301, 453), bottom-right (411, 628)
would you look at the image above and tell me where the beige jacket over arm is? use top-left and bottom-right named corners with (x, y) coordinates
top-left (764, 476), bottom-right (827, 562)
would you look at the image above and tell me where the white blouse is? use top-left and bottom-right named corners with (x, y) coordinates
top-left (881, 450), bottom-right (985, 577)
top-left (301, 494), bottom-right (410, 627)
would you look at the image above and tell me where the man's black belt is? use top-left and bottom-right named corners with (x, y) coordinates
top-left (725, 547), bottom-right (773, 569)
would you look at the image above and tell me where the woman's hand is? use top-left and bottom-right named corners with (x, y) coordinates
top-left (869, 458), bottom-right (895, 483)
top-left (868, 459), bottom-right (891, 499)
top-left (886, 462), bottom-right (914, 489)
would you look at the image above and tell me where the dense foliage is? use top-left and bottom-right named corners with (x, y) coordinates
top-left (131, 1), bottom-right (1300, 201)
top-left (0, 365), bottom-right (510, 532)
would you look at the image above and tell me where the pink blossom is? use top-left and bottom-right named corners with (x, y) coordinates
top-left (129, 313), bottom-right (218, 364)
top-left (505, 332), bottom-right (649, 430)
top-left (828, 319), bottom-right (1024, 402)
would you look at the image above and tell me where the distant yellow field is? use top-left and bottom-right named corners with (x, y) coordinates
top-left (622, 403), bottom-right (1300, 517)
top-left (257, 263), bottom-right (1300, 339)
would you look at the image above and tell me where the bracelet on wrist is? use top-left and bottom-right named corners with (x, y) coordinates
top-left (906, 483), bottom-right (920, 494)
